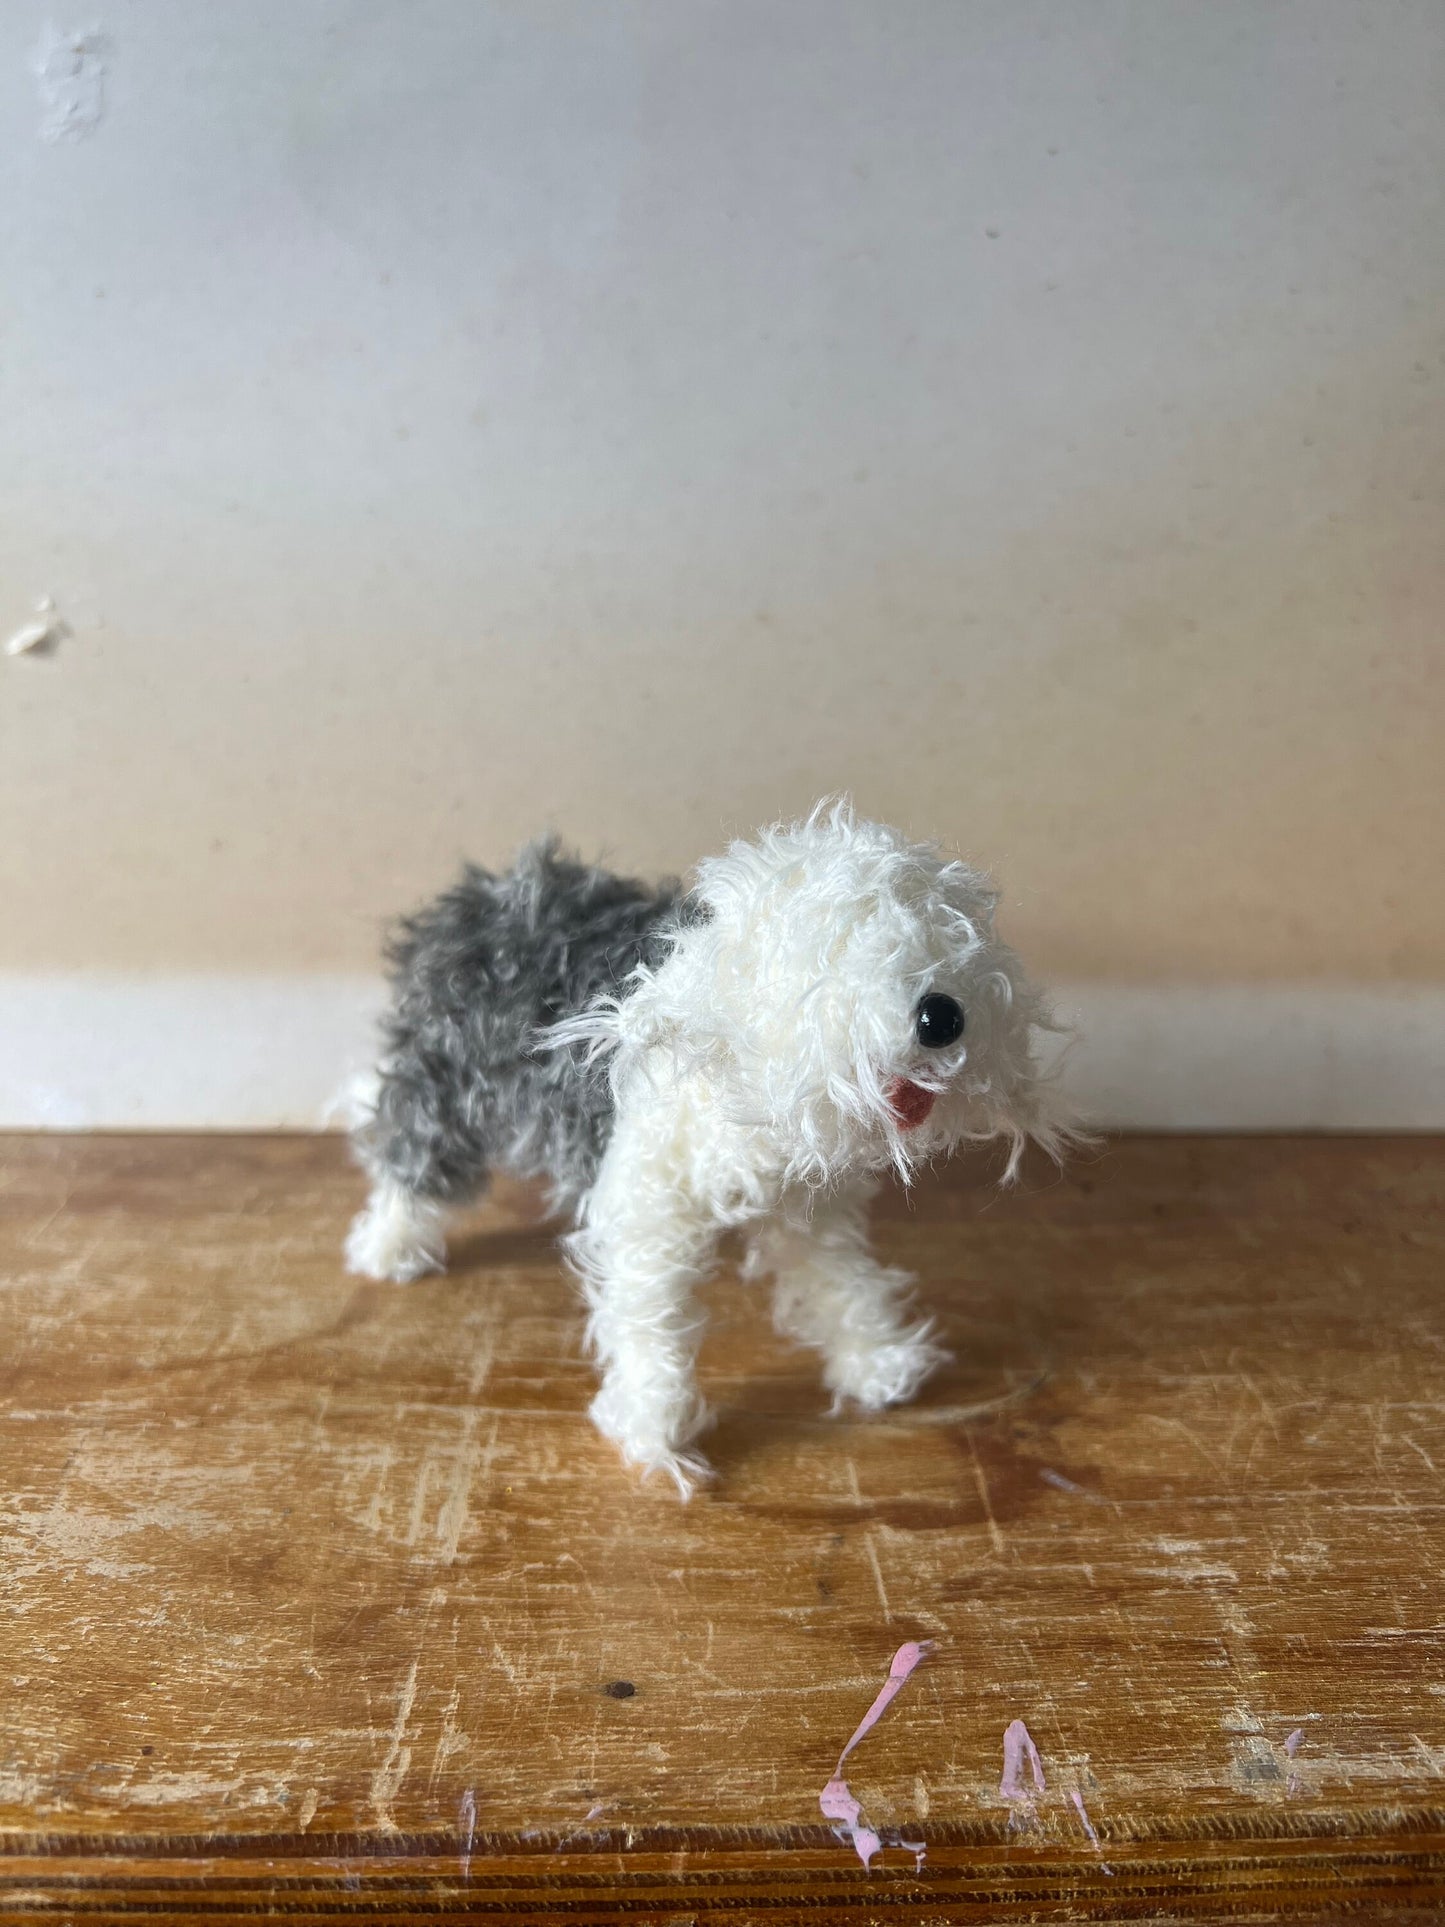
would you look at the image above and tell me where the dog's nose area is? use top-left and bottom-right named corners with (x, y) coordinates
top-left (914, 993), bottom-right (964, 1048)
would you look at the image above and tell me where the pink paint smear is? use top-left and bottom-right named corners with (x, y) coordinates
top-left (819, 1640), bottom-right (932, 1870)
top-left (1284, 1726), bottom-right (1306, 1796)
top-left (998, 1723), bottom-right (1111, 1874)
top-left (1069, 1788), bottom-right (1114, 1875)
top-left (1000, 1718), bottom-right (1046, 1801)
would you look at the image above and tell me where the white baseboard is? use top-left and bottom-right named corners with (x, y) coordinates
top-left (1052, 985), bottom-right (1445, 1130)
top-left (0, 975), bottom-right (1440, 1131)
top-left (0, 976), bottom-right (388, 1130)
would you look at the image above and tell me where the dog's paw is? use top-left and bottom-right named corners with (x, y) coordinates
top-left (344, 1183), bottom-right (445, 1283)
top-left (826, 1325), bottom-right (949, 1413)
top-left (647, 1447), bottom-right (717, 1502)
top-left (589, 1382), bottom-right (715, 1499)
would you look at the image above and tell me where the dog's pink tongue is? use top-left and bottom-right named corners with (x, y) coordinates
top-left (886, 1078), bottom-right (936, 1130)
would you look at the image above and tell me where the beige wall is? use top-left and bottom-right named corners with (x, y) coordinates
top-left (2, 1), bottom-right (1441, 986)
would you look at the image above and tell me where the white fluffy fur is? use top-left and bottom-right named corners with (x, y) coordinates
top-left (746, 1181), bottom-right (948, 1414)
top-left (550, 802), bottom-right (1068, 1495)
top-left (344, 1175), bottom-right (446, 1284)
top-left (346, 803), bottom-right (1067, 1492)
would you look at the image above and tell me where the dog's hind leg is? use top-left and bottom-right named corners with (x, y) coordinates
top-left (344, 1064), bottom-right (490, 1283)
top-left (345, 1174), bottom-right (450, 1283)
top-left (748, 1182), bottom-right (949, 1412)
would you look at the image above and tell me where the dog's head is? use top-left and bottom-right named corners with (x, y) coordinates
top-left (563, 802), bottom-right (1071, 1191)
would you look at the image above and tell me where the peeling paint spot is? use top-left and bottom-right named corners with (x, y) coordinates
top-left (32, 26), bottom-right (108, 143)
top-left (458, 1786), bottom-right (476, 1883)
top-left (6, 596), bottom-right (71, 658)
top-left (1232, 1731), bottom-right (1284, 1787)
top-left (127, 1771), bottom-right (246, 1806)
top-left (4, 1498), bottom-right (225, 1583)
top-left (369, 1657), bottom-right (419, 1829)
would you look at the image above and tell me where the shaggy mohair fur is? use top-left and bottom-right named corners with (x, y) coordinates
top-left (347, 803), bottom-right (1068, 1495)
top-left (348, 838), bottom-right (689, 1227)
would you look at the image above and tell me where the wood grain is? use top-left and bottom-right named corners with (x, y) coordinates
top-left (0, 1133), bottom-right (1442, 1921)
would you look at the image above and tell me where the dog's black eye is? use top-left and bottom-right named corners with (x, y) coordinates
top-left (915, 993), bottom-right (965, 1049)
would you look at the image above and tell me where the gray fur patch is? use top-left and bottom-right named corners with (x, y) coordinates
top-left (355, 838), bottom-right (691, 1206)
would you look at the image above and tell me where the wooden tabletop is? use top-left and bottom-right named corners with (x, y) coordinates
top-left (0, 1133), bottom-right (1441, 1922)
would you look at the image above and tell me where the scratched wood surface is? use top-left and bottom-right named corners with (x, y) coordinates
top-left (0, 1134), bottom-right (1442, 1923)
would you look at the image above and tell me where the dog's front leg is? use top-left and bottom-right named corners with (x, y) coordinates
top-left (749, 1182), bottom-right (948, 1413)
top-left (570, 1129), bottom-right (717, 1498)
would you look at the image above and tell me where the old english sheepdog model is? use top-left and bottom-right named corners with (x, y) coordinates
top-left (346, 803), bottom-right (1068, 1495)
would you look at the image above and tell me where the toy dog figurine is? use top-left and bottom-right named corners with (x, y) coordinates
top-left (346, 802), bottom-right (1067, 1494)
